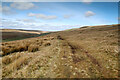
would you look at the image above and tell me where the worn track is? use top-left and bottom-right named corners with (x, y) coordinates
top-left (1, 24), bottom-right (119, 78)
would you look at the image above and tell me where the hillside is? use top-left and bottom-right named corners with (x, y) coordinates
top-left (1, 29), bottom-right (49, 42)
top-left (1, 24), bottom-right (119, 78)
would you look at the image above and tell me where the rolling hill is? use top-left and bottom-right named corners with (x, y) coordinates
top-left (1, 29), bottom-right (49, 42)
top-left (1, 24), bottom-right (119, 78)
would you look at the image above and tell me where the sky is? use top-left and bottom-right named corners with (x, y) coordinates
top-left (0, 2), bottom-right (119, 31)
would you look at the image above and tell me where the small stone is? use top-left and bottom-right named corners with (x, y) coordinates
top-left (73, 72), bottom-right (76, 75)
top-left (54, 64), bottom-right (57, 68)
top-left (75, 67), bottom-right (77, 70)
top-left (70, 66), bottom-right (73, 69)
top-left (81, 70), bottom-right (85, 73)
top-left (61, 58), bottom-right (64, 60)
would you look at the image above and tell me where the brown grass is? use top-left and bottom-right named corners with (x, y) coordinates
top-left (2, 53), bottom-right (21, 65)
top-left (1, 24), bottom-right (119, 78)
top-left (1, 37), bottom-right (55, 56)
top-left (28, 44), bottom-right (39, 52)
top-left (2, 43), bottom-right (29, 56)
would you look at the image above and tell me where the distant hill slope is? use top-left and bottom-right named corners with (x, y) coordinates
top-left (1, 29), bottom-right (49, 42)
top-left (1, 24), bottom-right (119, 78)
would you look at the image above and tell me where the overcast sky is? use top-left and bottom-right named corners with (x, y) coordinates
top-left (1, 2), bottom-right (118, 31)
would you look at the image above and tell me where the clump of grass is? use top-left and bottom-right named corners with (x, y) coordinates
top-left (2, 56), bottom-right (31, 77)
top-left (15, 44), bottom-right (28, 52)
top-left (1, 36), bottom-right (55, 56)
top-left (2, 53), bottom-right (21, 65)
top-left (2, 44), bottom-right (29, 56)
top-left (11, 57), bottom-right (29, 70)
top-left (57, 35), bottom-right (64, 40)
top-left (2, 56), bottom-right (11, 65)
top-left (44, 42), bottom-right (51, 47)
top-left (2, 46), bottom-right (10, 56)
top-left (28, 44), bottom-right (39, 52)
top-left (4, 56), bottom-right (30, 74)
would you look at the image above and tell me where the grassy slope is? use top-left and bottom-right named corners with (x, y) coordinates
top-left (1, 29), bottom-right (49, 42)
top-left (1, 24), bottom-right (119, 78)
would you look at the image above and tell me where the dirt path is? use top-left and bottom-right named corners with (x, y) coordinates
top-left (2, 34), bottom-right (118, 78)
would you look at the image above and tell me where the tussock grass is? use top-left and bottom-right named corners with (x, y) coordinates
top-left (28, 44), bottom-right (39, 52)
top-left (1, 37), bottom-right (55, 56)
top-left (44, 42), bottom-right (51, 47)
top-left (2, 53), bottom-right (21, 65)
top-left (2, 44), bottom-right (29, 56)
top-left (1, 24), bottom-right (119, 78)
top-left (3, 56), bottom-right (31, 77)
top-left (10, 56), bottom-right (30, 70)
